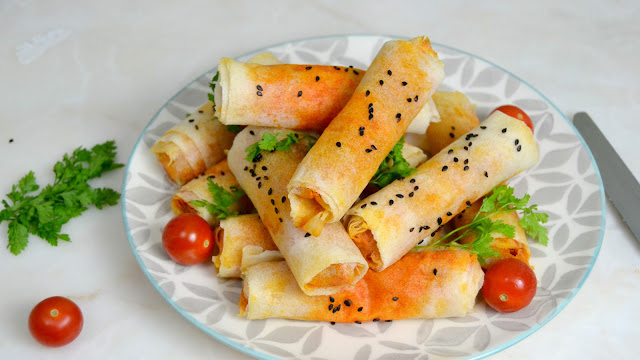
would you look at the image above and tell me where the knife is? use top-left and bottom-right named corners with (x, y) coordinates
top-left (573, 112), bottom-right (640, 241)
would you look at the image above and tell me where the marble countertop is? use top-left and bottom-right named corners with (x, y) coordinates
top-left (1, 0), bottom-right (639, 359)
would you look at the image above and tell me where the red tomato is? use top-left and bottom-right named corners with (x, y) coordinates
top-left (29, 296), bottom-right (83, 347)
top-left (482, 258), bottom-right (537, 313)
top-left (162, 213), bottom-right (214, 265)
top-left (492, 105), bottom-right (534, 133)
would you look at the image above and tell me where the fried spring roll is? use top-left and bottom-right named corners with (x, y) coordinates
top-left (240, 249), bottom-right (483, 322)
top-left (212, 214), bottom-right (278, 278)
top-left (170, 159), bottom-right (252, 225)
top-left (346, 112), bottom-right (538, 271)
top-left (288, 37), bottom-right (444, 236)
top-left (151, 52), bottom-right (279, 186)
top-left (425, 91), bottom-right (480, 156)
top-left (227, 127), bottom-right (368, 295)
top-left (450, 199), bottom-right (531, 268)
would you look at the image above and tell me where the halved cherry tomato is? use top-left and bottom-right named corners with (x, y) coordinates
top-left (482, 258), bottom-right (537, 313)
top-left (29, 296), bottom-right (83, 347)
top-left (162, 213), bottom-right (214, 265)
top-left (492, 105), bottom-right (534, 133)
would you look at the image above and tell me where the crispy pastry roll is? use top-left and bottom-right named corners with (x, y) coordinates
top-left (170, 159), bottom-right (252, 225)
top-left (227, 127), bottom-right (368, 296)
top-left (288, 37), bottom-right (444, 236)
top-left (239, 249), bottom-right (483, 322)
top-left (212, 214), bottom-right (278, 278)
top-left (450, 198), bottom-right (531, 269)
top-left (150, 53), bottom-right (279, 186)
top-left (150, 102), bottom-right (235, 186)
top-left (346, 111), bottom-right (538, 271)
top-left (425, 91), bottom-right (480, 156)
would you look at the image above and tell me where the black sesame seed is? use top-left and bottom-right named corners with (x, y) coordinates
top-left (437, 217), bottom-right (443, 225)
top-left (387, 70), bottom-right (392, 75)
top-left (244, 166), bottom-right (248, 171)
top-left (306, 66), bottom-right (312, 70)
top-left (368, 103), bottom-right (373, 108)
top-left (447, 212), bottom-right (452, 216)
top-left (357, 307), bottom-right (363, 312)
top-left (250, 130), bottom-right (255, 135)
top-left (257, 85), bottom-right (263, 91)
top-left (353, 70), bottom-right (359, 75)
top-left (198, 110), bottom-right (203, 113)
top-left (331, 321), bottom-right (335, 325)
top-left (188, 119), bottom-right (194, 123)
top-left (274, 208), bottom-right (279, 214)
top-left (389, 200), bottom-right (394, 205)
top-left (517, 145), bottom-right (522, 152)
top-left (468, 142), bottom-right (473, 147)
top-left (453, 157), bottom-right (459, 162)
top-left (258, 182), bottom-right (262, 188)
top-left (451, 126), bottom-right (456, 130)
top-left (414, 95), bottom-right (418, 102)
top-left (270, 199), bottom-right (275, 205)
top-left (464, 159), bottom-right (469, 164)
top-left (328, 304), bottom-right (333, 310)
top-left (262, 166), bottom-right (268, 171)
top-left (336, 142), bottom-right (341, 147)
top-left (379, 80), bottom-right (384, 85)
top-left (414, 186), bottom-right (419, 191)
top-left (464, 146), bottom-right (469, 151)
top-left (279, 218), bottom-right (283, 223)
top-left (316, 76), bottom-right (320, 81)
top-left (369, 114), bottom-right (373, 120)
top-left (402, 81), bottom-right (407, 86)
top-left (344, 300), bottom-right (352, 306)
top-left (365, 90), bottom-right (370, 96)
top-left (466, 201), bottom-right (472, 206)
top-left (419, 227), bottom-right (423, 233)
top-left (282, 196), bottom-right (286, 203)
top-left (430, 231), bottom-right (436, 237)
top-left (257, 91), bottom-right (262, 96)
top-left (373, 318), bottom-right (380, 322)
top-left (305, 233), bottom-right (311, 237)
top-left (484, 171), bottom-right (489, 177)
top-left (433, 269), bottom-right (438, 275)
top-left (298, 91), bottom-right (302, 97)
top-left (330, 296), bottom-right (335, 302)
top-left (355, 321), bottom-right (361, 324)
top-left (449, 133), bottom-right (455, 138)
top-left (502, 128), bottom-right (507, 133)
top-left (442, 166), bottom-right (448, 172)
top-left (448, 149), bottom-right (454, 154)
top-left (345, 68), bottom-right (348, 72)
top-left (410, 227), bottom-right (415, 232)
top-left (256, 176), bottom-right (261, 181)
top-left (369, 107), bottom-right (373, 114)
top-left (515, 139), bottom-right (520, 145)
top-left (409, 192), bottom-right (414, 197)
top-left (195, 125), bottom-right (199, 130)
top-left (334, 66), bottom-right (340, 70)
top-left (361, 203), bottom-right (367, 209)
top-left (371, 201), bottom-right (378, 205)
top-left (458, 214), bottom-right (463, 219)
top-left (268, 188), bottom-right (273, 195)
top-left (424, 225), bottom-right (430, 230)
top-left (386, 320), bottom-right (392, 322)
top-left (393, 297), bottom-right (398, 301)
top-left (464, 166), bottom-right (469, 171)
top-left (480, 126), bottom-right (487, 129)
top-left (365, 148), bottom-right (372, 153)
top-left (396, 194), bottom-right (403, 198)
top-left (332, 307), bottom-right (339, 313)
top-left (371, 144), bottom-right (377, 150)
top-left (410, 179), bottom-right (416, 183)
top-left (407, 98), bottom-right (412, 103)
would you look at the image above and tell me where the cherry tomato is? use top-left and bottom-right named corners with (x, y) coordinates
top-left (482, 258), bottom-right (537, 313)
top-left (29, 296), bottom-right (83, 347)
top-left (492, 105), bottom-right (534, 133)
top-left (162, 213), bottom-right (214, 265)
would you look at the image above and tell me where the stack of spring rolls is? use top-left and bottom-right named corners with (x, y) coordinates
top-left (150, 36), bottom-right (540, 324)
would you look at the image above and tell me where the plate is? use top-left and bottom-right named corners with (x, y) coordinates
top-left (122, 35), bottom-right (605, 360)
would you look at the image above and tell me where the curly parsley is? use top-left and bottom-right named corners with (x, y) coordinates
top-left (244, 131), bottom-right (317, 162)
top-left (190, 181), bottom-right (245, 220)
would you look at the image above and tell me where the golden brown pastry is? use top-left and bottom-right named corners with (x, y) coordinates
top-left (425, 91), bottom-right (480, 156)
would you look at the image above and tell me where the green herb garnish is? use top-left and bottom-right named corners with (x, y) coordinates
top-left (207, 72), bottom-right (219, 105)
top-left (190, 181), bottom-right (245, 220)
top-left (0, 141), bottom-right (123, 255)
top-left (369, 137), bottom-right (417, 188)
top-left (185, 113), bottom-right (191, 118)
top-left (226, 125), bottom-right (243, 133)
top-left (426, 185), bottom-right (549, 264)
top-left (245, 131), bottom-right (317, 162)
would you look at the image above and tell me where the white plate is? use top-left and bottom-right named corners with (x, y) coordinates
top-left (122, 35), bottom-right (605, 360)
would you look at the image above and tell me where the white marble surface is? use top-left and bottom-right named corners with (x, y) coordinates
top-left (1, 0), bottom-right (639, 359)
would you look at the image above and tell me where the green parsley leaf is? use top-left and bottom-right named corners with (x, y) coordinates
top-left (226, 125), bottom-right (243, 133)
top-left (185, 113), bottom-right (191, 118)
top-left (0, 141), bottom-right (124, 255)
top-left (426, 185), bottom-right (549, 264)
top-left (190, 181), bottom-right (246, 220)
top-left (369, 137), bottom-right (418, 188)
top-left (244, 131), bottom-right (317, 162)
top-left (208, 72), bottom-right (219, 106)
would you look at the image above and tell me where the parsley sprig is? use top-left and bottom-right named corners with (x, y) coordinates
top-left (245, 131), bottom-right (317, 162)
top-left (0, 141), bottom-right (123, 255)
top-left (426, 185), bottom-right (549, 264)
top-left (190, 181), bottom-right (245, 220)
top-left (207, 72), bottom-right (219, 105)
top-left (369, 137), bottom-right (418, 188)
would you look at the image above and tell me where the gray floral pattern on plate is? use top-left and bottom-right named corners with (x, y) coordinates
top-left (122, 35), bottom-right (605, 360)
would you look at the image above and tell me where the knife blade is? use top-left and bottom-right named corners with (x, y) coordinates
top-left (573, 112), bottom-right (640, 241)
